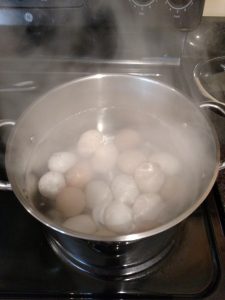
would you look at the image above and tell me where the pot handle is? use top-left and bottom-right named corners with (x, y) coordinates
top-left (199, 102), bottom-right (225, 171)
top-left (0, 119), bottom-right (16, 191)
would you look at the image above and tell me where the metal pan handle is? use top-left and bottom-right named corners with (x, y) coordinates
top-left (199, 102), bottom-right (225, 171)
top-left (0, 119), bottom-right (16, 191)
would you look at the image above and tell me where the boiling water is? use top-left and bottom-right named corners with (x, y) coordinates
top-left (25, 106), bottom-right (202, 236)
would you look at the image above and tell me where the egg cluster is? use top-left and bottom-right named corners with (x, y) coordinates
top-left (38, 128), bottom-right (182, 236)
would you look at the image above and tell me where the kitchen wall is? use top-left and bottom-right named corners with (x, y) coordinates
top-left (203, 0), bottom-right (225, 17)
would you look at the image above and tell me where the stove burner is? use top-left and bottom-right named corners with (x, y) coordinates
top-left (46, 226), bottom-right (179, 279)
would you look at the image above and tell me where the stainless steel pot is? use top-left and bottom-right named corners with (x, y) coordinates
top-left (0, 74), bottom-right (224, 244)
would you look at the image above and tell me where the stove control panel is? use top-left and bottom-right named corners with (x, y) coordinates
top-left (0, 0), bottom-right (204, 30)
top-left (131, 0), bottom-right (155, 7)
top-left (167, 0), bottom-right (193, 10)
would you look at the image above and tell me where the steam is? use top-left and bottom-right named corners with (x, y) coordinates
top-left (0, 1), bottom-right (218, 228)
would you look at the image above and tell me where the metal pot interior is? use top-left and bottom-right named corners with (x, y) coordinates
top-left (5, 74), bottom-right (219, 241)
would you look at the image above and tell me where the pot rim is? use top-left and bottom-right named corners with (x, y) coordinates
top-left (5, 73), bottom-right (220, 242)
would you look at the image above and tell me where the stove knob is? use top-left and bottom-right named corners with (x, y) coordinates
top-left (166, 0), bottom-right (204, 30)
top-left (130, 0), bottom-right (155, 8)
top-left (129, 0), bottom-right (156, 15)
top-left (167, 0), bottom-right (193, 10)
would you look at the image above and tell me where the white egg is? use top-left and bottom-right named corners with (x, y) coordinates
top-left (77, 130), bottom-right (103, 158)
top-left (104, 170), bottom-right (118, 183)
top-left (133, 193), bottom-right (167, 231)
top-left (134, 162), bottom-right (165, 193)
top-left (66, 160), bottom-right (93, 188)
top-left (38, 171), bottom-right (66, 199)
top-left (149, 152), bottom-right (181, 175)
top-left (56, 186), bottom-right (86, 218)
top-left (86, 180), bottom-right (113, 210)
top-left (111, 174), bottom-right (139, 206)
top-left (92, 203), bottom-right (109, 227)
top-left (117, 150), bottom-right (146, 175)
top-left (91, 143), bottom-right (118, 173)
top-left (63, 214), bottom-right (97, 234)
top-left (48, 152), bottom-right (76, 173)
top-left (104, 201), bottom-right (133, 234)
top-left (115, 128), bottom-right (141, 151)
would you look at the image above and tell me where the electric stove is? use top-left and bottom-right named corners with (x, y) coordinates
top-left (0, 1), bottom-right (224, 299)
